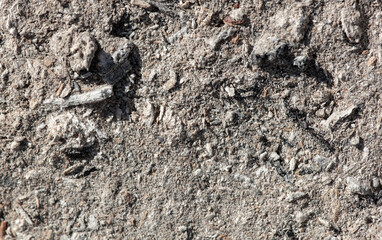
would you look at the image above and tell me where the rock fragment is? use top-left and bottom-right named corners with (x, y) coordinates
top-left (131, 0), bottom-right (152, 9)
top-left (205, 143), bottom-right (214, 157)
top-left (10, 137), bottom-right (25, 151)
top-left (349, 133), bottom-right (360, 146)
top-left (340, 7), bottom-right (362, 43)
top-left (49, 29), bottom-right (73, 56)
top-left (10, 219), bottom-right (27, 237)
top-left (230, 8), bottom-right (245, 23)
top-left (311, 90), bottom-right (332, 105)
top-left (317, 218), bottom-right (331, 228)
top-left (178, 226), bottom-right (187, 232)
top-left (311, 155), bottom-right (331, 172)
top-left (250, 33), bottom-right (289, 67)
top-left (142, 100), bottom-right (156, 126)
top-left (87, 215), bottom-right (99, 230)
top-left (346, 177), bottom-right (371, 196)
top-left (321, 105), bottom-right (358, 130)
top-left (69, 32), bottom-right (97, 72)
top-left (250, 5), bottom-right (310, 67)
top-left (293, 55), bottom-right (310, 69)
top-left (147, 69), bottom-right (157, 82)
top-left (16, 207), bottom-right (33, 225)
top-left (163, 70), bottom-right (177, 91)
top-left (295, 211), bottom-right (312, 225)
top-left (234, 173), bottom-right (252, 184)
top-left (225, 86), bottom-right (235, 97)
top-left (6, 15), bottom-right (18, 37)
top-left (289, 158), bottom-right (297, 171)
top-left (223, 8), bottom-right (245, 26)
top-left (97, 41), bottom-right (134, 85)
top-left (225, 111), bottom-right (236, 124)
top-left (268, 152), bottom-right (280, 161)
top-left (286, 191), bottom-right (308, 203)
top-left (372, 177), bottom-right (380, 189)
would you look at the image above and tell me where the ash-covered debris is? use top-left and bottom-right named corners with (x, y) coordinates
top-left (96, 40), bottom-right (135, 85)
top-left (340, 6), bottom-right (363, 44)
top-left (250, 4), bottom-right (311, 67)
top-left (1, 0), bottom-right (382, 239)
top-left (46, 31), bottom-right (137, 107)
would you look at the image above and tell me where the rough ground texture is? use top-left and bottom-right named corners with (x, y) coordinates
top-left (1, 0), bottom-right (382, 239)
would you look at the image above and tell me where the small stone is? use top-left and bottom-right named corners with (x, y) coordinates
top-left (205, 143), bottom-right (214, 157)
top-left (43, 57), bottom-right (54, 67)
top-left (59, 82), bottom-right (72, 98)
top-left (142, 100), bottom-right (156, 126)
top-left (97, 41), bottom-right (134, 85)
top-left (250, 5), bottom-right (310, 67)
top-left (225, 86), bottom-right (235, 97)
top-left (312, 155), bottom-right (330, 172)
top-left (163, 70), bottom-right (177, 91)
top-left (10, 137), bottom-right (25, 151)
top-left (268, 152), bottom-right (280, 161)
top-left (372, 177), bottom-right (380, 189)
top-left (315, 108), bottom-right (327, 118)
top-left (250, 35), bottom-right (289, 67)
top-left (10, 219), bottom-right (27, 236)
top-left (321, 176), bottom-right (333, 185)
top-left (340, 7), bottom-right (362, 43)
top-left (362, 147), bottom-right (370, 161)
top-left (193, 169), bottom-right (202, 177)
top-left (230, 8), bottom-right (245, 22)
top-left (347, 177), bottom-right (371, 196)
top-left (234, 173), bottom-right (252, 184)
top-left (286, 191), bottom-right (307, 203)
top-left (41, 229), bottom-right (54, 240)
top-left (225, 111), bottom-right (236, 124)
top-left (88, 215), bottom-right (99, 230)
top-left (295, 211), bottom-right (312, 225)
top-left (259, 152), bottom-right (267, 161)
top-left (289, 158), bottom-right (297, 171)
top-left (191, 19), bottom-right (197, 29)
top-left (131, 0), bottom-right (151, 8)
top-left (349, 134), bottom-right (360, 146)
top-left (178, 225), bottom-right (187, 232)
top-left (321, 105), bottom-right (358, 130)
top-left (293, 55), bottom-right (309, 69)
top-left (69, 32), bottom-right (98, 72)
top-left (148, 69), bottom-right (157, 82)
top-left (312, 90), bottom-right (332, 105)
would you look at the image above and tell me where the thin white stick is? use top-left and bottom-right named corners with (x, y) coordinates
top-left (43, 85), bottom-right (113, 107)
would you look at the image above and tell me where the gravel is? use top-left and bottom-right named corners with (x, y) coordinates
top-left (1, 0), bottom-right (382, 239)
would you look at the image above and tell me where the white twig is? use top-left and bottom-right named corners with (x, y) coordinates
top-left (43, 85), bottom-right (113, 107)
